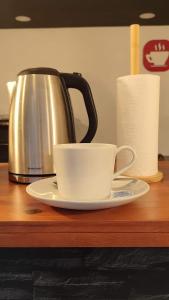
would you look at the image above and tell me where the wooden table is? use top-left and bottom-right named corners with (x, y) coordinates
top-left (0, 162), bottom-right (169, 247)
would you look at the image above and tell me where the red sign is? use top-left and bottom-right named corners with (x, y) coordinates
top-left (143, 39), bottom-right (169, 72)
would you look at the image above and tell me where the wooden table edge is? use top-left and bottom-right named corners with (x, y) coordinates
top-left (0, 221), bottom-right (169, 233)
top-left (0, 232), bottom-right (169, 247)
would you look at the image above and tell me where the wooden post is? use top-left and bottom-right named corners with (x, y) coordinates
top-left (130, 24), bottom-right (140, 75)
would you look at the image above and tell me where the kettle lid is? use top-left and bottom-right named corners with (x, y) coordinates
top-left (18, 67), bottom-right (60, 76)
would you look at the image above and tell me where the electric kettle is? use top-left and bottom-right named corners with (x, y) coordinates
top-left (8, 67), bottom-right (98, 183)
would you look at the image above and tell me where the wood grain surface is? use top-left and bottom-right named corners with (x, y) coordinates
top-left (0, 162), bottom-right (169, 247)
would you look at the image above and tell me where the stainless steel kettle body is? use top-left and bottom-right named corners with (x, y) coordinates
top-left (9, 67), bottom-right (98, 183)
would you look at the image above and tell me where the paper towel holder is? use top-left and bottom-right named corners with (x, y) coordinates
top-left (129, 24), bottom-right (163, 183)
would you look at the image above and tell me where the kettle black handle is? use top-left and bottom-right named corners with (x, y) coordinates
top-left (61, 73), bottom-right (98, 142)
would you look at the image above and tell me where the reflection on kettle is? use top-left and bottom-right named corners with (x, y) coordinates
top-left (6, 81), bottom-right (16, 101)
top-left (8, 67), bottom-right (98, 183)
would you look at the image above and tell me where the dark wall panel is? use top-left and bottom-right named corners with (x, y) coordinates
top-left (0, 248), bottom-right (169, 299)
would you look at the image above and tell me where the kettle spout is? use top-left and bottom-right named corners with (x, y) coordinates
top-left (6, 81), bottom-right (16, 103)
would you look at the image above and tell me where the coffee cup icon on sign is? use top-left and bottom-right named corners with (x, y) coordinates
top-left (143, 40), bottom-right (169, 72)
top-left (146, 43), bottom-right (169, 66)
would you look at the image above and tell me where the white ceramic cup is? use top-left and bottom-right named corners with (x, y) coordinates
top-left (53, 143), bottom-right (136, 201)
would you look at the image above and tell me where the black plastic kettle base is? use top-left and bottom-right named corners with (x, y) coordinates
top-left (8, 172), bottom-right (55, 184)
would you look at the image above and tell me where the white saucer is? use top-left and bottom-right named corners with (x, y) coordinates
top-left (26, 176), bottom-right (149, 210)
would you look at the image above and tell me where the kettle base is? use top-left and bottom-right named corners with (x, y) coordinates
top-left (9, 172), bottom-right (55, 184)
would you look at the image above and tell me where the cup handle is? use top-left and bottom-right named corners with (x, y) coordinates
top-left (146, 54), bottom-right (153, 63)
top-left (113, 145), bottom-right (136, 179)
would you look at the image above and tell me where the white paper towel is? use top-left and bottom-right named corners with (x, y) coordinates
top-left (116, 74), bottom-right (160, 177)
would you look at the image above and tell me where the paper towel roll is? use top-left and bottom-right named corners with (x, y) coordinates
top-left (116, 74), bottom-right (160, 177)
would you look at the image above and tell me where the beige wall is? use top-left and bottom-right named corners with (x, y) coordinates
top-left (0, 26), bottom-right (168, 153)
